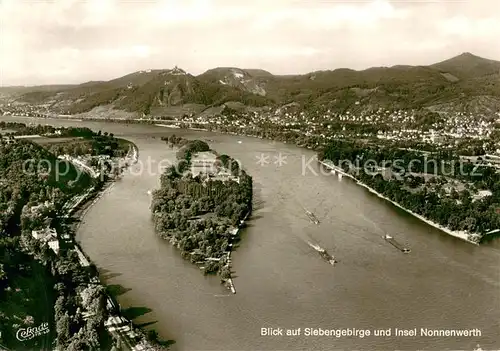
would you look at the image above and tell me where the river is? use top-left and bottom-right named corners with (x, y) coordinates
top-left (3, 116), bottom-right (500, 350)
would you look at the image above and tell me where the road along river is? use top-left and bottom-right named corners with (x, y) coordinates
top-left (3, 116), bottom-right (500, 350)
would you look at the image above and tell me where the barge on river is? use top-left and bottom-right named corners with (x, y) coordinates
top-left (384, 234), bottom-right (411, 253)
top-left (307, 242), bottom-right (337, 265)
top-left (304, 209), bottom-right (320, 225)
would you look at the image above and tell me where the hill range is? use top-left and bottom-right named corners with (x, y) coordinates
top-left (1, 52), bottom-right (500, 118)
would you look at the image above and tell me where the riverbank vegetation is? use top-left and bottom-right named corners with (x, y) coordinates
top-left (151, 137), bottom-right (252, 275)
top-left (0, 138), bottom-right (106, 349)
top-left (319, 140), bottom-right (500, 242)
top-left (0, 125), bottom-right (153, 350)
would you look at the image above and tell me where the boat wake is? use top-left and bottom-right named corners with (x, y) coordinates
top-left (307, 241), bottom-right (323, 252)
top-left (307, 241), bottom-right (337, 265)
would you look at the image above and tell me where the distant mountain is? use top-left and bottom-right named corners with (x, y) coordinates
top-left (431, 52), bottom-right (500, 79)
top-left (3, 53), bottom-right (500, 117)
top-left (0, 84), bottom-right (77, 93)
top-left (242, 69), bottom-right (274, 77)
top-left (197, 67), bottom-right (270, 96)
top-left (13, 66), bottom-right (270, 116)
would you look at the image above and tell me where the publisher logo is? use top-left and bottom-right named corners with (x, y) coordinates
top-left (16, 323), bottom-right (50, 341)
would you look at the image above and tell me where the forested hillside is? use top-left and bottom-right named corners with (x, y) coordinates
top-left (4, 52), bottom-right (500, 117)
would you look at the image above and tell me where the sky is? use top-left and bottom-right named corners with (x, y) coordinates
top-left (0, 0), bottom-right (499, 86)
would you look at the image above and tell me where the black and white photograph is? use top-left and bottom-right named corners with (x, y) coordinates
top-left (0, 0), bottom-right (499, 350)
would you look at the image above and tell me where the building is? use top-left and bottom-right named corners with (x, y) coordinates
top-left (214, 170), bottom-right (240, 184)
top-left (48, 240), bottom-right (60, 254)
top-left (29, 201), bottom-right (53, 214)
top-left (191, 151), bottom-right (218, 177)
top-left (1, 138), bottom-right (15, 145)
top-left (483, 154), bottom-right (500, 170)
top-left (422, 130), bottom-right (444, 144)
top-left (32, 227), bottom-right (59, 254)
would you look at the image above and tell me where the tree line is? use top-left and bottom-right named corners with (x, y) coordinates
top-left (0, 121), bottom-right (129, 158)
top-left (0, 126), bottom-right (141, 350)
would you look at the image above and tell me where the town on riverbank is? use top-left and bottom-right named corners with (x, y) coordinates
top-left (24, 112), bottom-right (499, 247)
top-left (3, 112), bottom-right (499, 249)
top-left (318, 139), bottom-right (500, 245)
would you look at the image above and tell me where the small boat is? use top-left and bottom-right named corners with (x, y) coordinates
top-left (320, 251), bottom-right (337, 265)
top-left (383, 234), bottom-right (393, 240)
top-left (305, 209), bottom-right (320, 225)
top-left (237, 140), bottom-right (242, 144)
top-left (402, 248), bottom-right (411, 254)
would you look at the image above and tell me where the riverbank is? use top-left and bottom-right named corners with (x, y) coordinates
top-left (10, 115), bottom-right (498, 351)
top-left (318, 160), bottom-right (478, 245)
top-left (9, 115), bottom-right (484, 247)
top-left (162, 210), bottom-right (250, 295)
top-left (222, 210), bottom-right (251, 294)
top-left (72, 240), bottom-right (154, 351)
top-left (63, 142), bottom-right (162, 350)
top-left (68, 142), bottom-right (138, 229)
top-left (151, 140), bottom-right (253, 293)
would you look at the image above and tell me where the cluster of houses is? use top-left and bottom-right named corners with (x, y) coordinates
top-left (2, 100), bottom-right (499, 156)
top-left (59, 154), bottom-right (97, 177)
top-left (171, 106), bottom-right (498, 147)
top-left (460, 154), bottom-right (500, 171)
top-left (0, 103), bottom-right (52, 118)
top-left (27, 201), bottom-right (70, 255)
top-left (58, 154), bottom-right (114, 179)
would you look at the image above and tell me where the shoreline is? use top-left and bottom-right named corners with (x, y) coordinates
top-left (71, 142), bottom-right (138, 231)
top-left (318, 160), bottom-right (479, 245)
top-left (5, 114), bottom-right (303, 145)
top-left (151, 142), bottom-right (252, 295)
top-left (12, 115), bottom-right (484, 245)
top-left (158, 201), bottom-right (250, 296)
top-left (158, 194), bottom-right (251, 295)
top-left (222, 210), bottom-right (251, 294)
top-left (64, 142), bottom-right (157, 349)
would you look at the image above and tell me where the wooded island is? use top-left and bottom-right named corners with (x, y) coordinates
top-left (151, 136), bottom-right (252, 279)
